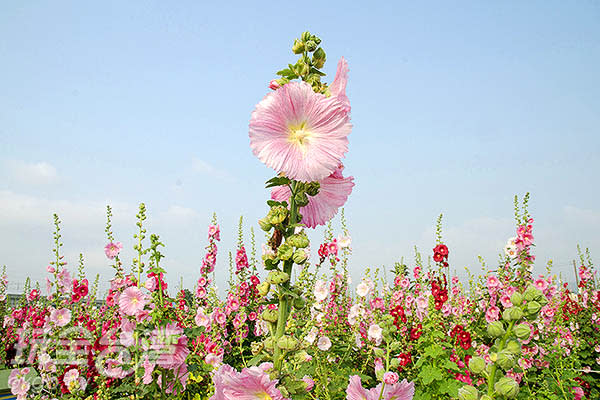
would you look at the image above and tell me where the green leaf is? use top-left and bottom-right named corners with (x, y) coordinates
top-left (419, 365), bottom-right (444, 385)
top-left (438, 379), bottom-right (460, 396)
top-left (265, 176), bottom-right (291, 188)
top-left (424, 344), bottom-right (445, 359)
top-left (442, 359), bottom-right (461, 372)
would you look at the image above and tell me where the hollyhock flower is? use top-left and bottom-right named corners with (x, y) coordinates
top-left (384, 372), bottom-right (400, 385)
top-left (208, 224), bottom-right (221, 240)
top-left (302, 375), bottom-right (315, 392)
top-left (210, 364), bottom-right (285, 400)
top-left (314, 280), bottom-right (329, 302)
top-left (195, 307), bottom-right (210, 328)
top-left (329, 57), bottom-right (351, 112)
top-left (485, 306), bottom-right (500, 323)
top-left (249, 80), bottom-right (351, 182)
top-left (50, 308), bottom-right (71, 327)
top-left (368, 324), bottom-right (383, 344)
top-left (486, 275), bottom-right (501, 291)
top-left (271, 164), bottom-right (354, 228)
top-left (338, 235), bottom-right (352, 248)
top-left (504, 244), bottom-right (518, 258)
top-left (534, 278), bottom-right (549, 292)
top-left (104, 242), bottom-right (123, 259)
top-left (118, 286), bottom-right (146, 316)
top-left (317, 336), bottom-right (332, 351)
top-left (269, 79), bottom-right (281, 90)
top-left (346, 375), bottom-right (414, 400)
top-left (356, 279), bottom-right (373, 297)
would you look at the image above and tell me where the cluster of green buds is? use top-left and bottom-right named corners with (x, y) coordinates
top-left (459, 284), bottom-right (547, 400)
top-left (253, 176), bottom-right (320, 393)
top-left (274, 31), bottom-right (328, 93)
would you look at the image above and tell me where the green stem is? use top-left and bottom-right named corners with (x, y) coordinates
top-left (273, 181), bottom-right (298, 372)
top-left (487, 320), bottom-right (515, 397)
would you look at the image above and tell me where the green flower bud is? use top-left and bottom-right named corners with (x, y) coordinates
top-left (293, 296), bottom-right (306, 309)
top-left (301, 31), bottom-right (312, 42)
top-left (267, 206), bottom-right (288, 225)
top-left (261, 308), bottom-right (278, 323)
top-left (251, 341), bottom-right (264, 355)
top-left (503, 307), bottom-right (523, 322)
top-left (374, 348), bottom-right (385, 357)
top-left (494, 377), bottom-right (519, 398)
top-left (468, 356), bottom-right (486, 374)
top-left (264, 337), bottom-right (275, 351)
top-left (510, 292), bottom-right (523, 306)
top-left (457, 385), bottom-right (480, 400)
top-left (526, 301), bottom-right (541, 315)
top-left (294, 191), bottom-right (309, 207)
top-left (294, 350), bottom-right (310, 362)
top-left (267, 271), bottom-right (290, 285)
top-left (287, 232), bottom-right (309, 248)
top-left (505, 340), bottom-right (521, 356)
top-left (305, 40), bottom-right (317, 52)
top-left (487, 321), bottom-right (506, 337)
top-left (277, 335), bottom-right (299, 350)
top-left (277, 243), bottom-right (294, 261)
top-left (257, 282), bottom-right (270, 297)
top-left (480, 395), bottom-right (493, 400)
top-left (258, 218), bottom-right (272, 232)
top-left (489, 352), bottom-right (498, 363)
top-left (497, 349), bottom-right (516, 370)
top-left (375, 368), bottom-right (384, 381)
top-left (514, 323), bottom-right (531, 340)
top-left (292, 39), bottom-right (305, 54)
top-left (293, 249), bottom-right (308, 264)
top-left (390, 357), bottom-right (400, 369)
top-left (312, 48), bottom-right (326, 68)
top-left (306, 182), bottom-right (320, 196)
top-left (523, 285), bottom-right (541, 302)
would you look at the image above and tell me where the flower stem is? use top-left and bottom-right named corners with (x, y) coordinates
top-left (487, 320), bottom-right (515, 397)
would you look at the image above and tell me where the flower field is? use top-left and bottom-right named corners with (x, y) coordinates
top-left (1, 32), bottom-right (599, 400)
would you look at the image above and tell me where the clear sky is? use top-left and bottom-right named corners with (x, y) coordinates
top-left (1, 1), bottom-right (599, 295)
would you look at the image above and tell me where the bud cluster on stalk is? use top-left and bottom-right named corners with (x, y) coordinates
top-left (459, 284), bottom-right (547, 400)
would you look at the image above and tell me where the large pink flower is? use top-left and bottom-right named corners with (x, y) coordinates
top-left (210, 364), bottom-right (285, 400)
top-left (118, 286), bottom-right (146, 316)
top-left (271, 165), bottom-right (354, 228)
top-left (249, 80), bottom-right (351, 182)
top-left (346, 375), bottom-right (414, 400)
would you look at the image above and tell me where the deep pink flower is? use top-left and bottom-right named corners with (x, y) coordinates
top-left (118, 286), bottom-right (146, 316)
top-left (249, 81), bottom-right (351, 182)
top-left (104, 242), bottom-right (123, 259)
top-left (271, 165), bottom-right (354, 228)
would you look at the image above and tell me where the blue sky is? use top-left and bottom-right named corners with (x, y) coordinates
top-left (1, 1), bottom-right (599, 294)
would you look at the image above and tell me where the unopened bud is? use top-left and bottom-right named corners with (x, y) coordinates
top-left (514, 323), bottom-right (531, 340)
top-left (257, 282), bottom-right (270, 297)
top-left (457, 385), bottom-right (479, 400)
top-left (258, 218), bottom-right (272, 232)
top-left (261, 308), bottom-right (278, 323)
top-left (267, 206), bottom-right (288, 225)
top-left (487, 321), bottom-right (506, 337)
top-left (305, 40), bottom-right (317, 52)
top-left (497, 349), bottom-right (516, 370)
top-left (510, 292), bottom-right (523, 306)
top-left (526, 301), bottom-right (541, 315)
top-left (494, 377), bottom-right (519, 398)
top-left (277, 243), bottom-right (293, 261)
top-left (293, 249), bottom-right (308, 264)
top-left (292, 39), bottom-right (305, 54)
top-left (468, 356), bottom-right (486, 374)
top-left (277, 335), bottom-right (298, 350)
top-left (505, 340), bottom-right (521, 355)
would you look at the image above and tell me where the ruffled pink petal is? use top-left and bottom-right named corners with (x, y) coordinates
top-left (272, 165), bottom-right (354, 228)
top-left (329, 57), bottom-right (350, 113)
top-left (249, 81), bottom-right (351, 182)
top-left (346, 375), bottom-right (376, 400)
top-left (383, 379), bottom-right (415, 400)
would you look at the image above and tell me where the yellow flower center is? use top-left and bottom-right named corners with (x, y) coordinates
top-left (288, 121), bottom-right (312, 152)
top-left (260, 394), bottom-right (272, 400)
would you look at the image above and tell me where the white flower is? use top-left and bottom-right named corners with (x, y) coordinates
top-left (504, 244), bottom-right (518, 259)
top-left (304, 328), bottom-right (318, 345)
top-left (368, 323), bottom-right (383, 344)
top-left (348, 304), bottom-right (363, 325)
top-left (356, 279), bottom-right (373, 297)
top-left (314, 280), bottom-right (329, 302)
top-left (338, 235), bottom-right (351, 248)
top-left (317, 336), bottom-right (332, 351)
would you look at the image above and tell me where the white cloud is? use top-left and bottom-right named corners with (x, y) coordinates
top-left (5, 160), bottom-right (59, 185)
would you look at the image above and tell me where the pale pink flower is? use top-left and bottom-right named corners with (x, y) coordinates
top-left (384, 371), bottom-right (399, 385)
top-left (210, 364), bottom-right (285, 400)
top-left (118, 286), bottom-right (146, 316)
top-left (486, 275), bottom-right (501, 291)
top-left (329, 57), bottom-right (351, 113)
top-left (346, 375), bottom-right (414, 400)
top-left (249, 81), bottom-right (351, 182)
top-left (50, 308), bottom-right (71, 327)
top-left (269, 79), bottom-right (280, 90)
top-left (368, 324), bottom-right (383, 344)
top-left (303, 375), bottom-right (315, 391)
top-left (142, 356), bottom-right (155, 384)
top-left (317, 336), bottom-right (332, 351)
top-left (272, 165), bottom-right (354, 228)
top-left (46, 265), bottom-right (55, 273)
top-left (104, 242), bottom-right (123, 259)
top-left (195, 307), bottom-right (210, 328)
top-left (485, 306), bottom-right (500, 323)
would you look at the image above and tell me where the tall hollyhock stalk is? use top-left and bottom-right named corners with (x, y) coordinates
top-left (249, 32), bottom-right (354, 392)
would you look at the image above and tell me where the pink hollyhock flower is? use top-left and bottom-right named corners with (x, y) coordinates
top-left (485, 306), bottom-right (500, 323)
top-left (317, 336), bottom-right (332, 351)
top-left (384, 372), bottom-right (400, 385)
top-left (329, 57), bottom-right (351, 113)
top-left (118, 286), bottom-right (146, 316)
top-left (50, 308), bottom-right (71, 327)
top-left (195, 307), bottom-right (210, 328)
top-left (303, 375), bottom-right (315, 391)
top-left (269, 79), bottom-right (280, 90)
top-left (346, 375), bottom-right (414, 400)
top-left (272, 165), bottom-right (354, 228)
top-left (249, 80), bottom-right (351, 182)
top-left (210, 364), bottom-right (286, 400)
top-left (534, 278), bottom-right (549, 292)
top-left (208, 224), bottom-right (220, 240)
top-left (142, 355), bottom-right (155, 384)
top-left (104, 242), bottom-right (123, 259)
top-left (572, 386), bottom-right (584, 400)
top-left (486, 275), bottom-right (501, 292)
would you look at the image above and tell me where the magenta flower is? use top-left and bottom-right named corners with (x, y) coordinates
top-left (104, 242), bottom-right (123, 259)
top-left (249, 81), bottom-right (351, 182)
top-left (272, 165), bottom-right (354, 228)
top-left (346, 375), bottom-right (414, 400)
top-left (210, 364), bottom-right (286, 400)
top-left (118, 286), bottom-right (146, 316)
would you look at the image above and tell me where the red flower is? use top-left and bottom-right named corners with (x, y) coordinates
top-left (397, 352), bottom-right (412, 367)
top-left (433, 252), bottom-right (444, 263)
